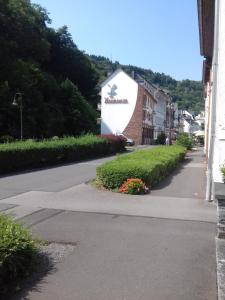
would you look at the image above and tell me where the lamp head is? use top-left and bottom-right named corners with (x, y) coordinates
top-left (12, 92), bottom-right (23, 106)
top-left (12, 97), bottom-right (18, 106)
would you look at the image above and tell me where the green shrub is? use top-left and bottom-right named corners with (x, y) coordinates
top-left (0, 134), bottom-right (126, 174)
top-left (0, 135), bottom-right (14, 144)
top-left (51, 136), bottom-right (59, 140)
top-left (96, 145), bottom-right (186, 189)
top-left (176, 133), bottom-right (194, 150)
top-left (221, 164), bottom-right (225, 182)
top-left (0, 214), bottom-right (38, 295)
top-left (155, 132), bottom-right (166, 145)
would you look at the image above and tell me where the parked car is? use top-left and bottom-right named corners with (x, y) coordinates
top-left (117, 133), bottom-right (135, 146)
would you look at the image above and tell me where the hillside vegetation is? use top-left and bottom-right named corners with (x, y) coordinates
top-left (0, 0), bottom-right (203, 140)
top-left (0, 0), bottom-right (99, 139)
top-left (89, 55), bottom-right (203, 114)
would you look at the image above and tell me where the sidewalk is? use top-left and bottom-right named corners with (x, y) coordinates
top-left (1, 149), bottom-right (217, 300)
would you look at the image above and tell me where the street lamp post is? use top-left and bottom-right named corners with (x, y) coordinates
top-left (12, 93), bottom-right (23, 140)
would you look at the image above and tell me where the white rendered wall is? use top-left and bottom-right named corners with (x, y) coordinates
top-left (101, 71), bottom-right (138, 135)
top-left (183, 119), bottom-right (191, 134)
top-left (212, 1), bottom-right (225, 183)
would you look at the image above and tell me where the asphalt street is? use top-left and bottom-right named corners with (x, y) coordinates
top-left (0, 148), bottom-right (217, 300)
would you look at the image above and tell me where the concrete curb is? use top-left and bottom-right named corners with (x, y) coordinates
top-left (216, 238), bottom-right (225, 300)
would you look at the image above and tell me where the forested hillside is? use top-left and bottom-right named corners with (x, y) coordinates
top-left (89, 55), bottom-right (204, 114)
top-left (0, 0), bottom-right (99, 138)
top-left (0, 0), bottom-right (203, 139)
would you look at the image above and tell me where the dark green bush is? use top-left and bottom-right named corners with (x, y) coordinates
top-left (0, 134), bottom-right (126, 174)
top-left (176, 133), bottom-right (194, 150)
top-left (96, 145), bottom-right (186, 189)
top-left (0, 135), bottom-right (14, 144)
top-left (155, 132), bottom-right (166, 145)
top-left (0, 214), bottom-right (38, 296)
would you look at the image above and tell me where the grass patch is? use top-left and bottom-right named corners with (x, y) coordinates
top-left (96, 145), bottom-right (186, 190)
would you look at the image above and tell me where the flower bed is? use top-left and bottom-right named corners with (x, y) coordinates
top-left (119, 178), bottom-right (149, 194)
top-left (96, 145), bottom-right (186, 191)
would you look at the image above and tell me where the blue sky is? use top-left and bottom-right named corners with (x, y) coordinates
top-left (33, 0), bottom-right (202, 81)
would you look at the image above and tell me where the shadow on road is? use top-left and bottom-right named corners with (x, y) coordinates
top-left (7, 250), bottom-right (56, 300)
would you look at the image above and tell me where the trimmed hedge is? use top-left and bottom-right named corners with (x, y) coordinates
top-left (0, 214), bottom-right (38, 296)
top-left (96, 145), bottom-right (186, 189)
top-left (0, 134), bottom-right (126, 173)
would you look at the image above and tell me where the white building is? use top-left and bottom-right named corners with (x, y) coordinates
top-left (178, 110), bottom-right (198, 135)
top-left (195, 111), bottom-right (205, 129)
top-left (198, 0), bottom-right (225, 200)
top-left (100, 69), bottom-right (171, 145)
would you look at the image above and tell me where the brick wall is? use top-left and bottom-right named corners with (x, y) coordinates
top-left (123, 86), bottom-right (144, 145)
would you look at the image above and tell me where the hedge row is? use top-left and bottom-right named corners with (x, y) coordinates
top-left (96, 145), bottom-right (186, 189)
top-left (0, 134), bottom-right (126, 173)
top-left (0, 214), bottom-right (38, 296)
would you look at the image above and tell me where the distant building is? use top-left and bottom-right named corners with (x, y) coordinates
top-left (99, 69), bottom-right (172, 145)
top-left (153, 88), bottom-right (168, 139)
top-left (178, 110), bottom-right (197, 135)
top-left (198, 0), bottom-right (225, 200)
top-left (195, 111), bottom-right (205, 131)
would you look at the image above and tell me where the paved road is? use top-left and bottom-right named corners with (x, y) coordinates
top-left (0, 148), bottom-right (217, 300)
top-left (0, 155), bottom-right (115, 200)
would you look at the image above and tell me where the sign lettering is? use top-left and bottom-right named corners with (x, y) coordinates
top-left (104, 97), bottom-right (128, 104)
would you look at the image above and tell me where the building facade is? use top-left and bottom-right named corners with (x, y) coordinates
top-left (100, 69), bottom-right (174, 145)
top-left (154, 89), bottom-right (168, 139)
top-left (198, 0), bottom-right (225, 200)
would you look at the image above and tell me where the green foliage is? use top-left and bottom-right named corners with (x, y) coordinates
top-left (220, 164), bottom-right (225, 182)
top-left (0, 135), bottom-right (14, 143)
top-left (176, 133), bottom-right (194, 150)
top-left (96, 145), bottom-right (186, 189)
top-left (89, 55), bottom-right (203, 114)
top-left (0, 0), bottom-right (99, 138)
top-left (0, 214), bottom-right (38, 296)
top-left (155, 132), bottom-right (166, 145)
top-left (0, 134), bottom-right (125, 173)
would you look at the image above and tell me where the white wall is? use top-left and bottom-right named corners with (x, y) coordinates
top-left (183, 119), bottom-right (191, 134)
top-left (212, 0), bottom-right (225, 183)
top-left (101, 70), bottom-right (138, 135)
